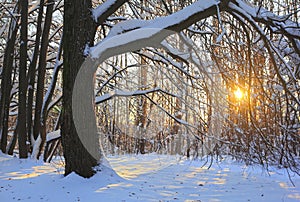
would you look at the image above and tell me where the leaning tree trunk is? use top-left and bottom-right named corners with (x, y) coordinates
top-left (27, 0), bottom-right (44, 146)
top-left (62, 0), bottom-right (99, 178)
top-left (33, 0), bottom-right (54, 142)
top-left (31, 0), bottom-right (55, 160)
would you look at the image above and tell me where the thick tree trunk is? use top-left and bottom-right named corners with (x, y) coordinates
top-left (62, 0), bottom-right (127, 178)
top-left (18, 0), bottom-right (29, 158)
top-left (62, 0), bottom-right (99, 178)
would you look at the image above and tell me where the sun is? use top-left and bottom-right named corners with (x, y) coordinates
top-left (234, 88), bottom-right (244, 100)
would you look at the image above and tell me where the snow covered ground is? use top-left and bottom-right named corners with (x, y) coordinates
top-left (0, 152), bottom-right (299, 202)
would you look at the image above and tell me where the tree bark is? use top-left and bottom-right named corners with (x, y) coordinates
top-left (62, 0), bottom-right (127, 178)
top-left (27, 0), bottom-right (44, 147)
top-left (33, 0), bottom-right (54, 142)
top-left (18, 0), bottom-right (29, 158)
top-left (0, 5), bottom-right (19, 153)
top-left (135, 57), bottom-right (148, 154)
top-left (38, 37), bottom-right (63, 160)
top-left (62, 0), bottom-right (99, 178)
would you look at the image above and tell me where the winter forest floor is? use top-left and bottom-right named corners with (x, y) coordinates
top-left (0, 152), bottom-right (299, 202)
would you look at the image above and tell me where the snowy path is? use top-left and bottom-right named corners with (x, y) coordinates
top-left (0, 153), bottom-right (299, 201)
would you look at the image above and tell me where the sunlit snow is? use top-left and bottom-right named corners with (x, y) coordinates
top-left (0, 152), bottom-right (299, 201)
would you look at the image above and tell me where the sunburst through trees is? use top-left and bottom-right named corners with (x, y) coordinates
top-left (0, 0), bottom-right (299, 177)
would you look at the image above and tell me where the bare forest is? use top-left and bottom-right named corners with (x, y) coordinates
top-left (0, 0), bottom-right (299, 178)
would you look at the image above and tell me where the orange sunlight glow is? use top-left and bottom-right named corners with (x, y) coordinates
top-left (234, 88), bottom-right (244, 100)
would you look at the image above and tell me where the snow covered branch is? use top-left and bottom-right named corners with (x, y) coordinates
top-left (228, 0), bottom-right (300, 56)
top-left (232, 0), bottom-right (300, 40)
top-left (92, 0), bottom-right (127, 24)
top-left (90, 0), bottom-right (225, 59)
top-left (95, 88), bottom-right (177, 104)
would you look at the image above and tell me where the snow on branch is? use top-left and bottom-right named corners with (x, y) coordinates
top-left (216, 4), bottom-right (226, 43)
top-left (105, 19), bottom-right (150, 39)
top-left (92, 0), bottom-right (127, 24)
top-left (46, 129), bottom-right (61, 142)
top-left (231, 0), bottom-right (300, 40)
top-left (95, 88), bottom-right (177, 104)
top-left (91, 0), bottom-right (222, 58)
